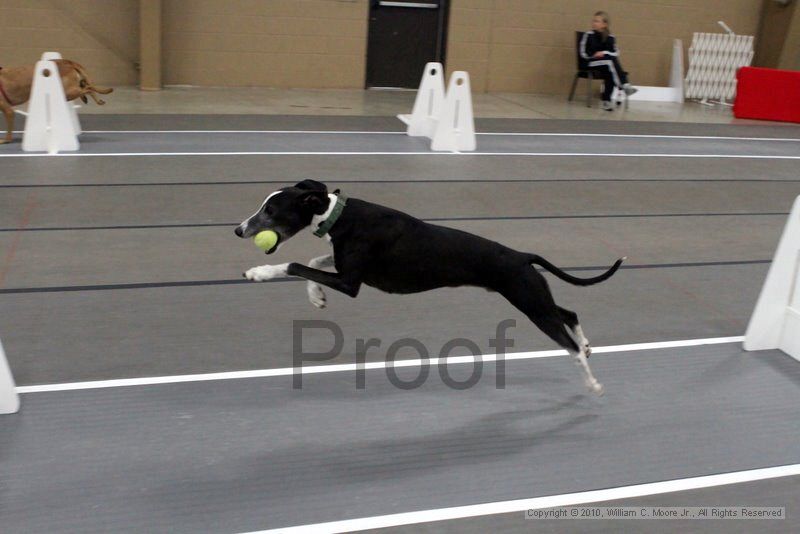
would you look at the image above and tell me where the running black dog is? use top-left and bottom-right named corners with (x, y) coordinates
top-left (235, 180), bottom-right (624, 394)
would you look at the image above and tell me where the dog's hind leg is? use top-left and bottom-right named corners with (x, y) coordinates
top-left (1, 101), bottom-right (13, 144)
top-left (83, 89), bottom-right (106, 106)
top-left (534, 313), bottom-right (603, 395)
top-left (306, 255), bottom-right (334, 309)
top-left (500, 272), bottom-right (603, 395)
top-left (557, 305), bottom-right (591, 357)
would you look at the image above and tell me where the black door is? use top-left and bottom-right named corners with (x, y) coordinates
top-left (366, 0), bottom-right (449, 89)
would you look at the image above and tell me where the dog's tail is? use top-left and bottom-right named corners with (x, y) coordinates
top-left (528, 254), bottom-right (625, 286)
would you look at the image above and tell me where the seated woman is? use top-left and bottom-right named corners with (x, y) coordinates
top-left (580, 11), bottom-right (637, 110)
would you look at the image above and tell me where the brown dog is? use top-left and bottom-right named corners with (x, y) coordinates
top-left (0, 59), bottom-right (113, 144)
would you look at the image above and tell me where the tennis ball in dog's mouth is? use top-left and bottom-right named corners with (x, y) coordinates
top-left (253, 230), bottom-right (279, 252)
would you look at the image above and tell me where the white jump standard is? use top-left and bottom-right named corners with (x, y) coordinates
top-left (398, 62), bottom-right (476, 153)
top-left (0, 338), bottom-right (20, 415)
top-left (744, 195), bottom-right (800, 361)
top-left (22, 54), bottom-right (81, 154)
top-left (397, 62), bottom-right (445, 139)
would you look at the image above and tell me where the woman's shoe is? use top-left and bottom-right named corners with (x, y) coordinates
top-left (622, 83), bottom-right (638, 96)
top-left (602, 100), bottom-right (614, 111)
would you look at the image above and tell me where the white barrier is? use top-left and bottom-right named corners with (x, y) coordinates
top-left (397, 62), bottom-right (445, 139)
top-left (744, 195), bottom-right (800, 361)
top-left (40, 51), bottom-right (82, 135)
top-left (617, 39), bottom-right (684, 103)
top-left (684, 24), bottom-right (754, 104)
top-left (431, 71), bottom-right (475, 152)
top-left (0, 338), bottom-right (20, 415)
top-left (399, 64), bottom-right (476, 153)
top-left (22, 57), bottom-right (80, 154)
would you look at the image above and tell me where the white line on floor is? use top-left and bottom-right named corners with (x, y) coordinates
top-left (485, 132), bottom-right (800, 142)
top-left (2, 151), bottom-right (800, 159)
top-left (15, 335), bottom-right (744, 394)
top-left (10, 130), bottom-right (800, 142)
top-left (246, 463), bottom-right (800, 533)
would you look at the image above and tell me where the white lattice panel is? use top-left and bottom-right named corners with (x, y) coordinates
top-left (684, 32), bottom-right (754, 102)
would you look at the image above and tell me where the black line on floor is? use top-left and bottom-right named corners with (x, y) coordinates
top-left (2, 178), bottom-right (800, 188)
top-left (0, 212), bottom-right (789, 233)
top-left (0, 259), bottom-right (771, 295)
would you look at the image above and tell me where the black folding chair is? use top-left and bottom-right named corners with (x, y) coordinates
top-left (568, 31), bottom-right (595, 108)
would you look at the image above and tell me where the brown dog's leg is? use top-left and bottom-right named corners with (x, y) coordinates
top-left (86, 90), bottom-right (106, 105)
top-left (0, 100), bottom-right (14, 144)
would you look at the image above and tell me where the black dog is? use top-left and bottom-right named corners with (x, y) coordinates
top-left (235, 180), bottom-right (624, 394)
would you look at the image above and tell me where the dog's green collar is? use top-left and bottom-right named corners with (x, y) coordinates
top-left (313, 193), bottom-right (347, 238)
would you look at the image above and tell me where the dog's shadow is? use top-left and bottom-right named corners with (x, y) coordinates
top-left (147, 394), bottom-right (598, 512)
top-left (309, 397), bottom-right (597, 482)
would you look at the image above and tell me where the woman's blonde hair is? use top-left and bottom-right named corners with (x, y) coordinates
top-left (594, 10), bottom-right (610, 41)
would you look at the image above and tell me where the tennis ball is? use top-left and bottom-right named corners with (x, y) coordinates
top-left (253, 230), bottom-right (279, 251)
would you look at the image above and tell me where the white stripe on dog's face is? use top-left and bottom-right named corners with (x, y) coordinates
top-left (254, 191), bottom-right (282, 220)
top-left (237, 190), bottom-right (282, 235)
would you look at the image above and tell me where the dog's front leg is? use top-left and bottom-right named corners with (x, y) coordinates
top-left (243, 263), bottom-right (290, 282)
top-left (307, 255), bottom-right (334, 309)
top-left (287, 263), bottom-right (361, 298)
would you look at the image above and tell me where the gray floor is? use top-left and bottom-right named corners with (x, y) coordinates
top-left (373, 476), bottom-right (800, 534)
top-left (3, 115), bottom-right (800, 156)
top-left (2, 344), bottom-right (799, 534)
top-left (1, 115), bottom-right (800, 532)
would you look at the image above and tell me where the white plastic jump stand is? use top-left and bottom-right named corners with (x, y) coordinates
top-left (22, 59), bottom-right (80, 154)
top-left (40, 51), bottom-right (82, 135)
top-left (744, 195), bottom-right (800, 362)
top-left (0, 338), bottom-right (20, 415)
top-left (397, 62), bottom-right (445, 138)
top-left (431, 71), bottom-right (475, 153)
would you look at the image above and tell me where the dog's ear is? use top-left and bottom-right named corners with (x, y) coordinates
top-left (297, 190), bottom-right (329, 215)
top-left (294, 179), bottom-right (327, 193)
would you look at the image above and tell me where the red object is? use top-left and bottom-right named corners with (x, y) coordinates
top-left (734, 67), bottom-right (800, 123)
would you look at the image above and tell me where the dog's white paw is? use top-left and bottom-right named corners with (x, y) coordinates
top-left (587, 380), bottom-right (604, 396)
top-left (307, 282), bottom-right (327, 309)
top-left (244, 264), bottom-right (287, 282)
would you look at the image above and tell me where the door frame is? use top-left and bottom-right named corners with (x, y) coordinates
top-left (364, 0), bottom-right (450, 89)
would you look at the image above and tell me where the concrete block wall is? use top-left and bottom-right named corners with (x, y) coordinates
top-left (447, 0), bottom-right (763, 93)
top-left (161, 0), bottom-right (368, 88)
top-left (0, 0), bottom-right (770, 93)
top-left (0, 0), bottom-right (138, 85)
